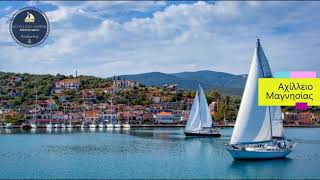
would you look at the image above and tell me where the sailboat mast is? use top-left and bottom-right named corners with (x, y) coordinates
top-left (198, 89), bottom-right (202, 130)
top-left (35, 88), bottom-right (38, 125)
top-left (50, 95), bottom-right (52, 124)
top-left (256, 39), bottom-right (273, 138)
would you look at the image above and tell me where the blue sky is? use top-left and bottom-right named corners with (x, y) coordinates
top-left (0, 1), bottom-right (319, 77)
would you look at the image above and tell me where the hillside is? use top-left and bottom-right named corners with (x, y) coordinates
top-left (118, 70), bottom-right (247, 96)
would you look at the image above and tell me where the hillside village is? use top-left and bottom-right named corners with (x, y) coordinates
top-left (0, 72), bottom-right (319, 126)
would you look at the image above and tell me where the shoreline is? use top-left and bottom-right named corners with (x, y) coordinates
top-left (2, 124), bottom-right (320, 128)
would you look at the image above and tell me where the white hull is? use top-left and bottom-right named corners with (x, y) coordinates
top-left (89, 124), bottom-right (97, 128)
top-left (54, 124), bottom-right (62, 128)
top-left (46, 124), bottom-right (54, 129)
top-left (106, 124), bottom-right (113, 128)
top-left (81, 125), bottom-right (89, 129)
top-left (114, 124), bottom-right (121, 129)
top-left (99, 123), bottom-right (105, 129)
top-left (66, 124), bottom-right (73, 128)
top-left (31, 124), bottom-right (38, 129)
top-left (5, 123), bottom-right (12, 129)
top-left (122, 124), bottom-right (130, 129)
top-left (227, 147), bottom-right (292, 160)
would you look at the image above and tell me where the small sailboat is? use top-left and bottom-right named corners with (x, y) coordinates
top-left (122, 122), bottom-right (130, 129)
top-left (46, 123), bottom-right (54, 129)
top-left (106, 122), bottom-right (114, 128)
top-left (66, 123), bottom-right (73, 129)
top-left (81, 121), bottom-right (89, 129)
top-left (61, 123), bottom-right (66, 129)
top-left (5, 123), bottom-right (12, 129)
top-left (66, 109), bottom-right (73, 129)
top-left (114, 122), bottom-right (121, 129)
top-left (226, 39), bottom-right (295, 160)
top-left (31, 88), bottom-right (39, 129)
top-left (30, 122), bottom-right (38, 129)
top-left (46, 96), bottom-right (54, 129)
top-left (184, 84), bottom-right (221, 137)
top-left (54, 123), bottom-right (62, 128)
top-left (99, 122), bottom-right (105, 129)
top-left (21, 122), bottom-right (31, 130)
top-left (89, 122), bottom-right (97, 128)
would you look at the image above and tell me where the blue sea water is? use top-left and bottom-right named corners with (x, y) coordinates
top-left (0, 127), bottom-right (319, 179)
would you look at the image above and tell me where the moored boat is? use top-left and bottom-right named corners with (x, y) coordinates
top-left (122, 123), bottom-right (130, 129)
top-left (99, 122), bottom-right (105, 129)
top-left (66, 124), bottom-right (73, 128)
top-left (81, 122), bottom-right (89, 129)
top-left (5, 123), bottom-right (12, 129)
top-left (54, 123), bottom-right (62, 128)
top-left (21, 122), bottom-right (32, 130)
top-left (114, 123), bottom-right (121, 129)
top-left (106, 123), bottom-right (114, 129)
top-left (226, 39), bottom-right (295, 160)
top-left (89, 122), bottom-right (97, 128)
top-left (46, 123), bottom-right (54, 129)
top-left (30, 122), bottom-right (38, 129)
top-left (184, 84), bottom-right (221, 137)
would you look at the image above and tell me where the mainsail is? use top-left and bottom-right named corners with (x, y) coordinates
top-left (230, 39), bottom-right (280, 145)
top-left (185, 84), bottom-right (213, 132)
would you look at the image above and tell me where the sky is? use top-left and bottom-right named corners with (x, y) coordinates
top-left (0, 1), bottom-right (319, 78)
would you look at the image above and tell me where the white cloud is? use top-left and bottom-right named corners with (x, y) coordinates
top-left (0, 1), bottom-right (320, 77)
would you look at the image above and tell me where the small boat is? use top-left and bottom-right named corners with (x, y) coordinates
top-left (5, 123), bottom-right (12, 129)
top-left (99, 122), bottom-right (105, 129)
top-left (226, 39), bottom-right (295, 160)
top-left (122, 123), bottom-right (130, 129)
top-left (21, 122), bottom-right (31, 130)
top-left (184, 84), bottom-right (221, 137)
top-left (46, 123), bottom-right (54, 129)
top-left (30, 122), bottom-right (38, 129)
top-left (66, 124), bottom-right (73, 128)
top-left (54, 123), bottom-right (62, 128)
top-left (114, 123), bottom-right (121, 129)
top-left (61, 124), bottom-right (66, 129)
top-left (106, 123), bottom-right (114, 129)
top-left (89, 122), bottom-right (97, 128)
top-left (81, 122), bottom-right (89, 129)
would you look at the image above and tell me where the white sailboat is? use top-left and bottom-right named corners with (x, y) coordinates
top-left (99, 122), bottom-right (105, 129)
top-left (184, 84), bottom-right (221, 137)
top-left (89, 121), bottom-right (98, 128)
top-left (66, 107), bottom-right (73, 129)
top-left (226, 39), bottom-right (295, 160)
top-left (81, 121), bottom-right (89, 129)
top-left (5, 123), bottom-right (12, 129)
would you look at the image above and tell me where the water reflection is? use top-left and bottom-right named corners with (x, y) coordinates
top-left (228, 158), bottom-right (293, 179)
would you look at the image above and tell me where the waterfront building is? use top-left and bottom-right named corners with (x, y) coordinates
top-left (100, 110), bottom-right (117, 123)
top-left (83, 110), bottom-right (100, 122)
top-left (154, 112), bottom-right (176, 124)
top-left (284, 111), bottom-right (315, 125)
